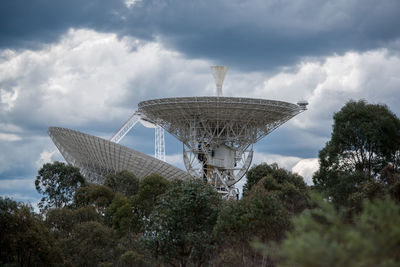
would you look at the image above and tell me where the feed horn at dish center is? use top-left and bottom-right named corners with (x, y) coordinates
top-left (49, 66), bottom-right (308, 199)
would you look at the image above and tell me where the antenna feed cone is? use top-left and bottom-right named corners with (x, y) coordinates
top-left (211, 66), bottom-right (228, 97)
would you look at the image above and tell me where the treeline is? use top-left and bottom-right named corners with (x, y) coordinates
top-left (1, 100), bottom-right (400, 266)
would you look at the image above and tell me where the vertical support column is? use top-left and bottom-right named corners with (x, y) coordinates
top-left (155, 125), bottom-right (166, 162)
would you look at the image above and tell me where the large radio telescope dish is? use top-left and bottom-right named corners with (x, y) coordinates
top-left (138, 96), bottom-right (306, 197)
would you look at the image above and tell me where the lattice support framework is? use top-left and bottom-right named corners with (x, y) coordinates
top-left (155, 125), bottom-right (165, 161)
top-left (139, 96), bottom-right (307, 198)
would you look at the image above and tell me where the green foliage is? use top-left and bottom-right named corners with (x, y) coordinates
top-left (213, 162), bottom-right (308, 266)
top-left (35, 161), bottom-right (85, 211)
top-left (243, 162), bottom-right (309, 215)
top-left (72, 205), bottom-right (102, 223)
top-left (105, 170), bottom-right (139, 197)
top-left (45, 207), bottom-right (75, 239)
top-left (243, 162), bottom-right (275, 194)
top-left (45, 206), bottom-right (100, 239)
top-left (314, 100), bottom-right (400, 206)
top-left (105, 192), bottom-right (140, 234)
top-left (347, 178), bottom-right (386, 214)
top-left (258, 174), bottom-right (309, 215)
top-left (216, 188), bottom-right (290, 243)
top-left (279, 196), bottom-right (400, 267)
top-left (74, 184), bottom-right (114, 213)
top-left (117, 250), bottom-right (148, 267)
top-left (62, 221), bottom-right (117, 267)
top-left (0, 197), bottom-right (62, 266)
top-left (36, 172), bottom-right (172, 266)
top-left (133, 173), bottom-right (171, 219)
top-left (380, 164), bottom-right (400, 202)
top-left (144, 179), bottom-right (221, 266)
top-left (244, 163), bottom-right (307, 199)
top-left (214, 188), bottom-right (291, 266)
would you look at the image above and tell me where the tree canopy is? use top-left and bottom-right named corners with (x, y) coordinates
top-left (35, 161), bottom-right (85, 211)
top-left (0, 197), bottom-right (62, 266)
top-left (105, 170), bottom-right (140, 197)
top-left (144, 179), bottom-right (221, 267)
top-left (313, 100), bottom-right (400, 206)
top-left (132, 173), bottom-right (171, 220)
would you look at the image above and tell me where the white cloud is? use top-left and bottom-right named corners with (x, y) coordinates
top-left (0, 133), bottom-right (21, 141)
top-left (0, 87), bottom-right (19, 111)
top-left (250, 152), bottom-right (319, 185)
top-left (2, 30), bottom-right (399, 138)
top-left (228, 49), bottom-right (400, 135)
top-left (0, 29), bottom-right (212, 128)
top-left (292, 158), bottom-right (319, 185)
top-left (125, 0), bottom-right (142, 8)
top-left (35, 149), bottom-right (59, 168)
top-left (252, 152), bottom-right (302, 170)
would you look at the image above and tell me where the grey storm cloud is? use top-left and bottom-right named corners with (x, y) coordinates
top-left (1, 0), bottom-right (400, 70)
top-left (0, 0), bottom-right (126, 48)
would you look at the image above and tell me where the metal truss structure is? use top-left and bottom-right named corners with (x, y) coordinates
top-left (48, 127), bottom-right (191, 184)
top-left (155, 125), bottom-right (165, 161)
top-left (138, 96), bottom-right (307, 198)
top-left (110, 111), bottom-right (142, 144)
top-left (109, 110), bottom-right (166, 161)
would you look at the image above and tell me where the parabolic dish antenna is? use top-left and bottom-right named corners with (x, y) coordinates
top-left (48, 127), bottom-right (191, 184)
top-left (138, 96), bottom-right (306, 197)
top-left (48, 66), bottom-right (307, 198)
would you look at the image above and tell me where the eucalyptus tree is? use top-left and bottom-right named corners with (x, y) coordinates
top-left (144, 179), bottom-right (221, 267)
top-left (313, 100), bottom-right (400, 206)
top-left (35, 161), bottom-right (85, 211)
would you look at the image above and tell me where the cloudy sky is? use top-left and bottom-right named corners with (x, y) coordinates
top-left (1, 0), bottom-right (400, 205)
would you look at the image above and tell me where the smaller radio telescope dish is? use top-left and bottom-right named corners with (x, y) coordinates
top-left (48, 127), bottom-right (190, 183)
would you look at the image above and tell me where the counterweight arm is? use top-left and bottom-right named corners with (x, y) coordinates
top-left (110, 110), bottom-right (142, 144)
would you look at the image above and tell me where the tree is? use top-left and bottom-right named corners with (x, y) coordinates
top-left (243, 163), bottom-right (275, 194)
top-left (243, 162), bottom-right (309, 214)
top-left (35, 161), bottom-right (85, 211)
top-left (214, 187), bottom-right (291, 266)
top-left (74, 184), bottom-right (115, 214)
top-left (213, 162), bottom-right (308, 266)
top-left (105, 170), bottom-right (139, 197)
top-left (117, 251), bottom-right (148, 267)
top-left (0, 197), bottom-right (62, 266)
top-left (45, 206), bottom-right (100, 239)
top-left (105, 192), bottom-right (140, 235)
top-left (62, 221), bottom-right (117, 267)
top-left (257, 174), bottom-right (309, 215)
top-left (313, 100), bottom-right (400, 207)
top-left (133, 173), bottom-right (171, 220)
top-left (144, 179), bottom-right (221, 267)
top-left (278, 196), bottom-right (400, 267)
